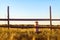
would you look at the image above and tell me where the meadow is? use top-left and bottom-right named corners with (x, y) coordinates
top-left (0, 25), bottom-right (60, 40)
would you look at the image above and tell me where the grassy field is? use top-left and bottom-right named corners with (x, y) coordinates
top-left (0, 27), bottom-right (60, 40)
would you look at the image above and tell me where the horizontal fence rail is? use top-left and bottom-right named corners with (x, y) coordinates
top-left (0, 19), bottom-right (60, 21)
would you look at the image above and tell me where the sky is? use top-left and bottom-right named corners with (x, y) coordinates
top-left (0, 0), bottom-right (60, 25)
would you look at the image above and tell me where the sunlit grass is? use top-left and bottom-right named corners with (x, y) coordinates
top-left (0, 27), bottom-right (60, 40)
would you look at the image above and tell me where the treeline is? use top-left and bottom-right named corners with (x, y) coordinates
top-left (0, 24), bottom-right (60, 28)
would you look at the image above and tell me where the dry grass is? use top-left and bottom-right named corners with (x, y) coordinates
top-left (0, 27), bottom-right (60, 40)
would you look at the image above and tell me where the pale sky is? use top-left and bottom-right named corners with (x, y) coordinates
top-left (0, 0), bottom-right (60, 25)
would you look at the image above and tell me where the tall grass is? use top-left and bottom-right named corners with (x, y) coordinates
top-left (0, 27), bottom-right (60, 40)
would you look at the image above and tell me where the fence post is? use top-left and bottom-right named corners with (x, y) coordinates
top-left (7, 6), bottom-right (9, 29)
top-left (35, 21), bottom-right (39, 33)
